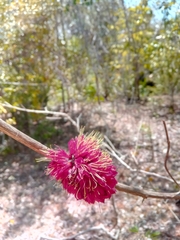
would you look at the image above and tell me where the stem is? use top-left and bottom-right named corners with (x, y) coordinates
top-left (1, 118), bottom-right (180, 201)
top-left (115, 183), bottom-right (180, 200)
top-left (163, 121), bottom-right (179, 186)
top-left (2, 102), bottom-right (78, 128)
top-left (0, 118), bottom-right (49, 156)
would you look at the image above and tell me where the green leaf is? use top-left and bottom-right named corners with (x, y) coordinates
top-left (129, 226), bottom-right (139, 233)
top-left (145, 230), bottom-right (161, 239)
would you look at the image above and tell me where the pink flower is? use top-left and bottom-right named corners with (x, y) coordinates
top-left (46, 131), bottom-right (117, 204)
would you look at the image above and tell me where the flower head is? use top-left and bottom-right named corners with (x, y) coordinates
top-left (46, 131), bottom-right (117, 204)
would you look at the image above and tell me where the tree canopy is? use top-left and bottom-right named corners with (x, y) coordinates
top-left (1, 0), bottom-right (180, 122)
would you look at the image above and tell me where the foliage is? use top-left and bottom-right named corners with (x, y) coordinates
top-left (145, 229), bottom-right (161, 239)
top-left (129, 225), bottom-right (139, 233)
top-left (129, 226), bottom-right (161, 239)
top-left (0, 0), bottom-right (180, 124)
top-left (32, 120), bottom-right (63, 144)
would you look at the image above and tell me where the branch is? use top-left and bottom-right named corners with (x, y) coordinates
top-left (163, 121), bottom-right (179, 186)
top-left (104, 135), bottom-right (175, 183)
top-left (1, 119), bottom-right (180, 200)
top-left (115, 183), bottom-right (180, 200)
top-left (0, 118), bottom-right (49, 156)
top-left (60, 224), bottom-right (120, 240)
top-left (2, 102), bottom-right (78, 130)
top-left (165, 202), bottom-right (180, 222)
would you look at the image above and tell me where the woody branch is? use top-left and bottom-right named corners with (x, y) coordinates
top-left (0, 118), bottom-right (180, 200)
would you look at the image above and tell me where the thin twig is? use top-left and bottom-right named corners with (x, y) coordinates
top-left (60, 224), bottom-right (120, 240)
top-left (38, 235), bottom-right (59, 240)
top-left (137, 169), bottom-right (174, 182)
top-left (130, 151), bottom-right (175, 183)
top-left (163, 121), bottom-right (179, 187)
top-left (104, 135), bottom-right (175, 183)
top-left (76, 113), bottom-right (82, 133)
top-left (165, 202), bottom-right (180, 222)
top-left (133, 120), bottom-right (143, 164)
top-left (111, 150), bottom-right (131, 170)
top-left (111, 196), bottom-right (119, 230)
top-left (2, 102), bottom-right (78, 129)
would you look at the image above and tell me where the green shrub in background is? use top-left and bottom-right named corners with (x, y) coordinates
top-left (1, 0), bottom-right (180, 129)
top-left (32, 120), bottom-right (63, 144)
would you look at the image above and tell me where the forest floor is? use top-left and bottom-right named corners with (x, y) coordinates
top-left (1, 96), bottom-right (180, 240)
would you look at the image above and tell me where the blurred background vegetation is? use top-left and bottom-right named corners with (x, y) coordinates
top-left (0, 0), bottom-right (180, 144)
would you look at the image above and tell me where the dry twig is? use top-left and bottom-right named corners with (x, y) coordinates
top-left (104, 135), bottom-right (175, 183)
top-left (165, 202), bottom-right (180, 222)
top-left (2, 102), bottom-right (78, 129)
top-left (163, 121), bottom-right (179, 187)
top-left (60, 224), bottom-right (120, 240)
